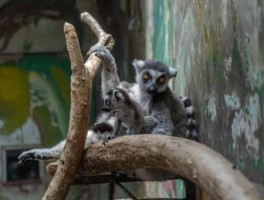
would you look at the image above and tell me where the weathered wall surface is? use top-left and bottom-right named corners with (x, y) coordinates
top-left (0, 0), bottom-right (99, 199)
top-left (146, 0), bottom-right (264, 191)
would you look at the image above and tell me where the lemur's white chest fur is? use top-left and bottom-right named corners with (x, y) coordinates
top-left (129, 84), bottom-right (151, 115)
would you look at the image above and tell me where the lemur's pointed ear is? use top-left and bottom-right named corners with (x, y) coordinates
top-left (168, 67), bottom-right (178, 77)
top-left (132, 59), bottom-right (145, 71)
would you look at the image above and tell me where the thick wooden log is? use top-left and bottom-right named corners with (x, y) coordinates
top-left (47, 135), bottom-right (262, 200)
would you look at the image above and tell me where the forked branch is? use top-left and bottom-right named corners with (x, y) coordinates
top-left (81, 12), bottom-right (114, 50)
top-left (81, 12), bottom-right (114, 80)
top-left (42, 12), bottom-right (114, 200)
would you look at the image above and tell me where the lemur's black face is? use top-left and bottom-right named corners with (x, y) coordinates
top-left (102, 88), bottom-right (129, 111)
top-left (132, 59), bottom-right (177, 95)
top-left (141, 70), bottom-right (167, 95)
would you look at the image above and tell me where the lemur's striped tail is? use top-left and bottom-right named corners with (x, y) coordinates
top-left (180, 96), bottom-right (199, 141)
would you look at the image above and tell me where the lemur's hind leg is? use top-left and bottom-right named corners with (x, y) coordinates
top-left (88, 43), bottom-right (120, 96)
top-left (93, 122), bottom-right (115, 145)
top-left (140, 116), bottom-right (158, 134)
top-left (88, 44), bottom-right (124, 139)
top-left (18, 130), bottom-right (100, 164)
top-left (18, 141), bottom-right (65, 164)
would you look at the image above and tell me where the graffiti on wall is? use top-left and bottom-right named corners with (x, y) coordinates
top-left (0, 54), bottom-right (71, 147)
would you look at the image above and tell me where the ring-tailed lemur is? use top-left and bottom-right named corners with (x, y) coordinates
top-left (91, 44), bottom-right (197, 138)
top-left (93, 87), bottom-right (158, 144)
top-left (103, 88), bottom-right (144, 135)
top-left (18, 43), bottom-right (198, 163)
top-left (132, 59), bottom-right (186, 136)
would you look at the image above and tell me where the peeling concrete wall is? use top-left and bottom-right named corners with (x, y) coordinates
top-left (146, 0), bottom-right (264, 190)
top-left (0, 1), bottom-right (99, 199)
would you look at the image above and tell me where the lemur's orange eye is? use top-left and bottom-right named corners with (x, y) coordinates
top-left (143, 73), bottom-right (149, 81)
top-left (158, 76), bottom-right (166, 84)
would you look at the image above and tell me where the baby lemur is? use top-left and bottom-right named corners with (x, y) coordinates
top-left (93, 87), bottom-right (157, 144)
top-left (103, 88), bottom-right (143, 135)
top-left (18, 43), bottom-right (198, 163)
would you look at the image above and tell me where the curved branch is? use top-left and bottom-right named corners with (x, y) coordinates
top-left (47, 135), bottom-right (262, 200)
top-left (81, 12), bottom-right (115, 79)
top-left (81, 12), bottom-right (114, 50)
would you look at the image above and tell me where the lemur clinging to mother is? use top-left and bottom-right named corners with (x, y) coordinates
top-left (91, 43), bottom-right (198, 138)
top-left (18, 43), bottom-right (198, 163)
top-left (91, 88), bottom-right (145, 145)
top-left (102, 88), bottom-right (144, 136)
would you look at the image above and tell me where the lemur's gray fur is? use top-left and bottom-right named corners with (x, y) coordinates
top-left (18, 43), bottom-right (198, 164)
top-left (132, 59), bottom-right (187, 136)
top-left (92, 87), bottom-right (157, 145)
top-left (92, 44), bottom-right (195, 138)
top-left (103, 88), bottom-right (144, 135)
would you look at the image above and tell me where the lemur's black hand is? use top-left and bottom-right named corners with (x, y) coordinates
top-left (87, 43), bottom-right (109, 59)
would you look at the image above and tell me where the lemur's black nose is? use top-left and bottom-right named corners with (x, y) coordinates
top-left (104, 99), bottom-right (110, 106)
top-left (102, 106), bottom-right (111, 112)
top-left (102, 99), bottom-right (111, 112)
top-left (147, 84), bottom-right (157, 95)
top-left (114, 91), bottom-right (121, 102)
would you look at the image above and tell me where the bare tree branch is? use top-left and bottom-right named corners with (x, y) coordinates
top-left (81, 12), bottom-right (114, 80)
top-left (47, 135), bottom-right (262, 200)
top-left (42, 11), bottom-right (115, 200)
top-left (42, 22), bottom-right (90, 200)
top-left (81, 12), bottom-right (114, 50)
